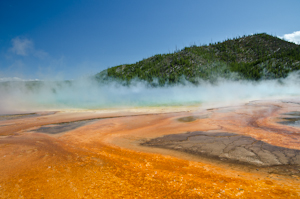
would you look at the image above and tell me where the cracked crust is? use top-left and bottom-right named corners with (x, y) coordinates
top-left (141, 131), bottom-right (300, 175)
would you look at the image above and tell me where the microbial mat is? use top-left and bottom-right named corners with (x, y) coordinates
top-left (0, 100), bottom-right (300, 198)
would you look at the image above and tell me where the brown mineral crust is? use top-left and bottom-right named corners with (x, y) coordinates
top-left (141, 131), bottom-right (300, 172)
top-left (0, 102), bottom-right (300, 198)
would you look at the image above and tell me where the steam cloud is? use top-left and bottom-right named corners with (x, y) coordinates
top-left (1, 72), bottom-right (300, 114)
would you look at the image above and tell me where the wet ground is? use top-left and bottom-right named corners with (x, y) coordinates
top-left (0, 113), bottom-right (38, 121)
top-left (277, 111), bottom-right (300, 127)
top-left (28, 119), bottom-right (100, 134)
top-left (0, 111), bottom-right (57, 121)
top-left (177, 115), bottom-right (209, 122)
top-left (1, 102), bottom-right (300, 198)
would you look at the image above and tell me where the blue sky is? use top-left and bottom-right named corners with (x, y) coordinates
top-left (1, 0), bottom-right (300, 80)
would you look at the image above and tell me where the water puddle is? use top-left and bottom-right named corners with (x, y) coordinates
top-left (278, 111), bottom-right (300, 127)
top-left (0, 113), bottom-right (37, 121)
top-left (29, 119), bottom-right (99, 134)
top-left (177, 115), bottom-right (208, 122)
top-left (0, 112), bottom-right (56, 121)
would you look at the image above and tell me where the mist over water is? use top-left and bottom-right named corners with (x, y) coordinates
top-left (1, 72), bottom-right (300, 114)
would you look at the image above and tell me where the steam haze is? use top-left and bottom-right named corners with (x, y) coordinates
top-left (1, 73), bottom-right (300, 114)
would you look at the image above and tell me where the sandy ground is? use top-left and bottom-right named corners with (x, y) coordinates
top-left (0, 101), bottom-right (300, 198)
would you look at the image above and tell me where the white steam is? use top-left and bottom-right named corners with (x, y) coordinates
top-left (1, 72), bottom-right (300, 114)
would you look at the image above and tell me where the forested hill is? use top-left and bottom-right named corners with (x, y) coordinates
top-left (95, 33), bottom-right (300, 85)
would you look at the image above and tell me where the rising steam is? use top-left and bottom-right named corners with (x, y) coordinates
top-left (1, 72), bottom-right (300, 114)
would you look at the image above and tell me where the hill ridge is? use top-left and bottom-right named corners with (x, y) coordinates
top-left (96, 33), bottom-right (300, 85)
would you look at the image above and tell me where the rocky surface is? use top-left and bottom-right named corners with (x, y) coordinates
top-left (142, 131), bottom-right (300, 168)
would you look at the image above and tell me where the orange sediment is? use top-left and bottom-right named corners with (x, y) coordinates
top-left (0, 102), bottom-right (300, 198)
top-left (1, 141), bottom-right (299, 198)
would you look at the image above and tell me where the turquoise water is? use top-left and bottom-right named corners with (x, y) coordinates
top-left (1, 75), bottom-right (300, 113)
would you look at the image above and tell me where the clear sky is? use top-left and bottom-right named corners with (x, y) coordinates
top-left (1, 0), bottom-right (300, 80)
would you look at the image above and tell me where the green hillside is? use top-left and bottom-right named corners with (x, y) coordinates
top-left (96, 33), bottom-right (300, 85)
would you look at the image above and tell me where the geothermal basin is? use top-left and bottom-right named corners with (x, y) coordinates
top-left (1, 100), bottom-right (300, 198)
